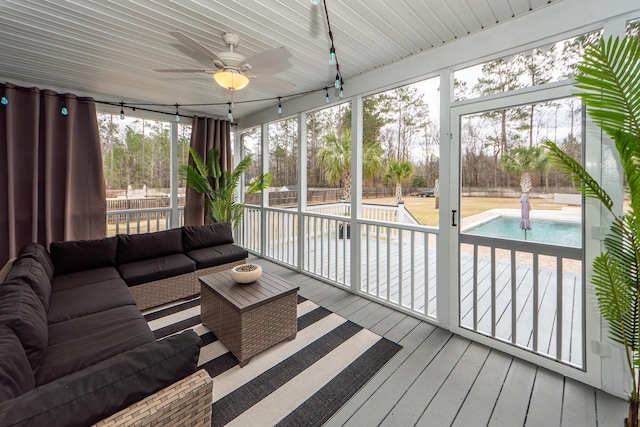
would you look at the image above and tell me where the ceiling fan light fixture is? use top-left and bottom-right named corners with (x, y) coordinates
top-left (213, 69), bottom-right (250, 91)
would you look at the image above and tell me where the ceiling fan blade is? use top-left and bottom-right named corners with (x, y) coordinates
top-left (250, 61), bottom-right (293, 75)
top-left (169, 31), bottom-right (221, 63)
top-left (155, 68), bottom-right (214, 73)
top-left (172, 44), bottom-right (215, 68)
top-left (251, 75), bottom-right (296, 92)
top-left (240, 47), bottom-right (292, 70)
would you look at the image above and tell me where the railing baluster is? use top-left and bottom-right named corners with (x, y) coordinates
top-left (511, 249), bottom-right (517, 345)
top-left (556, 257), bottom-right (563, 361)
top-left (491, 246), bottom-right (496, 338)
top-left (533, 253), bottom-right (539, 353)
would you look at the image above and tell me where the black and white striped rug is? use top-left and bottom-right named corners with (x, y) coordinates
top-left (144, 295), bottom-right (401, 427)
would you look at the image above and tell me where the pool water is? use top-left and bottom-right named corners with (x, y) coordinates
top-left (464, 216), bottom-right (582, 248)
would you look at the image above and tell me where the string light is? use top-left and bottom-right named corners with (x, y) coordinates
top-left (339, 85), bottom-right (344, 98)
top-left (120, 101), bottom-right (125, 119)
top-left (310, 0), bottom-right (319, 5)
top-left (322, 1), bottom-right (344, 95)
top-left (174, 103), bottom-right (180, 122)
top-left (61, 106), bottom-right (68, 116)
top-left (227, 102), bottom-right (233, 121)
top-left (325, 87), bottom-right (330, 103)
top-left (277, 97), bottom-right (282, 115)
top-left (1, 96), bottom-right (7, 105)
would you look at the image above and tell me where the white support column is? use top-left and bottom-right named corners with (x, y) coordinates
top-left (439, 69), bottom-right (453, 329)
top-left (598, 16), bottom-right (627, 398)
top-left (298, 112), bottom-right (307, 272)
top-left (170, 122), bottom-right (180, 228)
top-left (261, 123), bottom-right (269, 257)
top-left (351, 96), bottom-right (363, 293)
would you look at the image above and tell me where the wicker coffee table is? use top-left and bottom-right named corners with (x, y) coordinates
top-left (199, 270), bottom-right (299, 367)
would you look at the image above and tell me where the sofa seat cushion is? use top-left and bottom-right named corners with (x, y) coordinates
top-left (0, 325), bottom-right (35, 403)
top-left (50, 236), bottom-right (118, 275)
top-left (51, 266), bottom-right (122, 292)
top-left (0, 282), bottom-right (48, 374)
top-left (182, 222), bottom-right (234, 252)
top-left (0, 331), bottom-right (201, 427)
top-left (117, 254), bottom-right (196, 287)
top-left (186, 244), bottom-right (248, 269)
top-left (5, 257), bottom-right (52, 311)
top-left (36, 305), bottom-right (154, 385)
top-left (17, 243), bottom-right (54, 281)
top-left (117, 228), bottom-right (183, 265)
top-left (47, 279), bottom-right (136, 324)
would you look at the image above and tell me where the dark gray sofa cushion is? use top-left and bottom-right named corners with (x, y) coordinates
top-left (17, 243), bottom-right (54, 281)
top-left (5, 257), bottom-right (52, 311)
top-left (117, 254), bottom-right (196, 287)
top-left (50, 236), bottom-right (118, 275)
top-left (182, 222), bottom-right (234, 252)
top-left (51, 266), bottom-right (122, 292)
top-left (0, 325), bottom-right (35, 403)
top-left (36, 305), bottom-right (155, 385)
top-left (47, 279), bottom-right (136, 324)
top-left (186, 244), bottom-right (248, 269)
top-left (0, 330), bottom-right (201, 427)
top-left (0, 281), bottom-right (48, 374)
top-left (117, 228), bottom-right (183, 265)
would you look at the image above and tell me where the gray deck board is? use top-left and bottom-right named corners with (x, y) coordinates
top-left (562, 378), bottom-right (598, 427)
top-left (246, 255), bottom-right (627, 427)
top-left (488, 358), bottom-right (537, 426)
top-left (452, 350), bottom-right (512, 427)
top-left (525, 368), bottom-right (564, 427)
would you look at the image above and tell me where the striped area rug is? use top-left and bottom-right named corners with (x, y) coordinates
top-left (144, 295), bottom-right (401, 427)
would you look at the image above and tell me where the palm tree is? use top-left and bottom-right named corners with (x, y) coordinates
top-left (385, 160), bottom-right (414, 204)
top-left (500, 145), bottom-right (549, 193)
top-left (179, 147), bottom-right (272, 228)
top-left (543, 36), bottom-right (640, 427)
top-left (318, 130), bottom-right (383, 201)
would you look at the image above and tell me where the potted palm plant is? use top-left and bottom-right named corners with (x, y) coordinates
top-left (543, 35), bottom-right (640, 427)
top-left (179, 147), bottom-right (272, 228)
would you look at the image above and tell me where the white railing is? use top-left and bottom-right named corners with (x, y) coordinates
top-left (360, 220), bottom-right (439, 320)
top-left (305, 201), bottom-right (419, 225)
top-left (237, 205), bottom-right (438, 321)
top-left (106, 207), bottom-right (184, 236)
top-left (459, 234), bottom-right (583, 368)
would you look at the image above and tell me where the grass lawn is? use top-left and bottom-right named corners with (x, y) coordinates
top-left (364, 196), bottom-right (570, 227)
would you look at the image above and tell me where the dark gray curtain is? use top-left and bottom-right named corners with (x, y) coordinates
top-left (184, 116), bottom-right (232, 226)
top-left (0, 82), bottom-right (106, 265)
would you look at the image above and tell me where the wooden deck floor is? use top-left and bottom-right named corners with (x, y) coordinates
top-left (251, 254), bottom-right (626, 427)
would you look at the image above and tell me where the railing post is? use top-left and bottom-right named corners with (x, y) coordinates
top-left (297, 112), bottom-right (307, 272)
top-left (350, 95), bottom-right (363, 293)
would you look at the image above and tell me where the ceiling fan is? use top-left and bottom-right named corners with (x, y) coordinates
top-left (157, 31), bottom-right (295, 93)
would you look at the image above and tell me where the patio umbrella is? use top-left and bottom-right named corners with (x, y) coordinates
top-left (520, 193), bottom-right (532, 239)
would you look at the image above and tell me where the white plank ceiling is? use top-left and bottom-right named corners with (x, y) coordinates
top-left (0, 0), bottom-right (559, 119)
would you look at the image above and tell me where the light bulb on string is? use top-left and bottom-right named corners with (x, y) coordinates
top-left (329, 47), bottom-right (336, 65)
top-left (310, 0), bottom-right (319, 5)
top-left (277, 97), bottom-right (282, 115)
top-left (119, 102), bottom-right (125, 119)
top-left (334, 74), bottom-right (341, 89)
top-left (1, 96), bottom-right (8, 106)
top-left (61, 106), bottom-right (68, 116)
top-left (325, 87), bottom-right (330, 104)
top-left (174, 104), bottom-right (180, 122)
top-left (339, 86), bottom-right (344, 99)
top-left (227, 103), bottom-right (233, 121)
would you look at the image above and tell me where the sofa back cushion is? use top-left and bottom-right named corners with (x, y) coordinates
top-left (182, 223), bottom-right (234, 252)
top-left (5, 257), bottom-right (52, 311)
top-left (18, 243), bottom-right (54, 281)
top-left (0, 330), bottom-right (201, 427)
top-left (117, 228), bottom-right (183, 265)
top-left (0, 282), bottom-right (48, 374)
top-left (0, 325), bottom-right (35, 403)
top-left (50, 236), bottom-right (118, 275)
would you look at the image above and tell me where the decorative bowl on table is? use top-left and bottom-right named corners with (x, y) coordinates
top-left (230, 263), bottom-right (262, 284)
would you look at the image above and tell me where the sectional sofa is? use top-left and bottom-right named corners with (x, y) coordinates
top-left (0, 223), bottom-right (248, 426)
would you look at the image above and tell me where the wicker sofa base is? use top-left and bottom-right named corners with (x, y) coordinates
top-left (129, 271), bottom-right (197, 311)
top-left (93, 369), bottom-right (213, 427)
top-left (131, 260), bottom-right (247, 311)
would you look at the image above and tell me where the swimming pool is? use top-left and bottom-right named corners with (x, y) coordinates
top-left (464, 216), bottom-right (582, 248)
